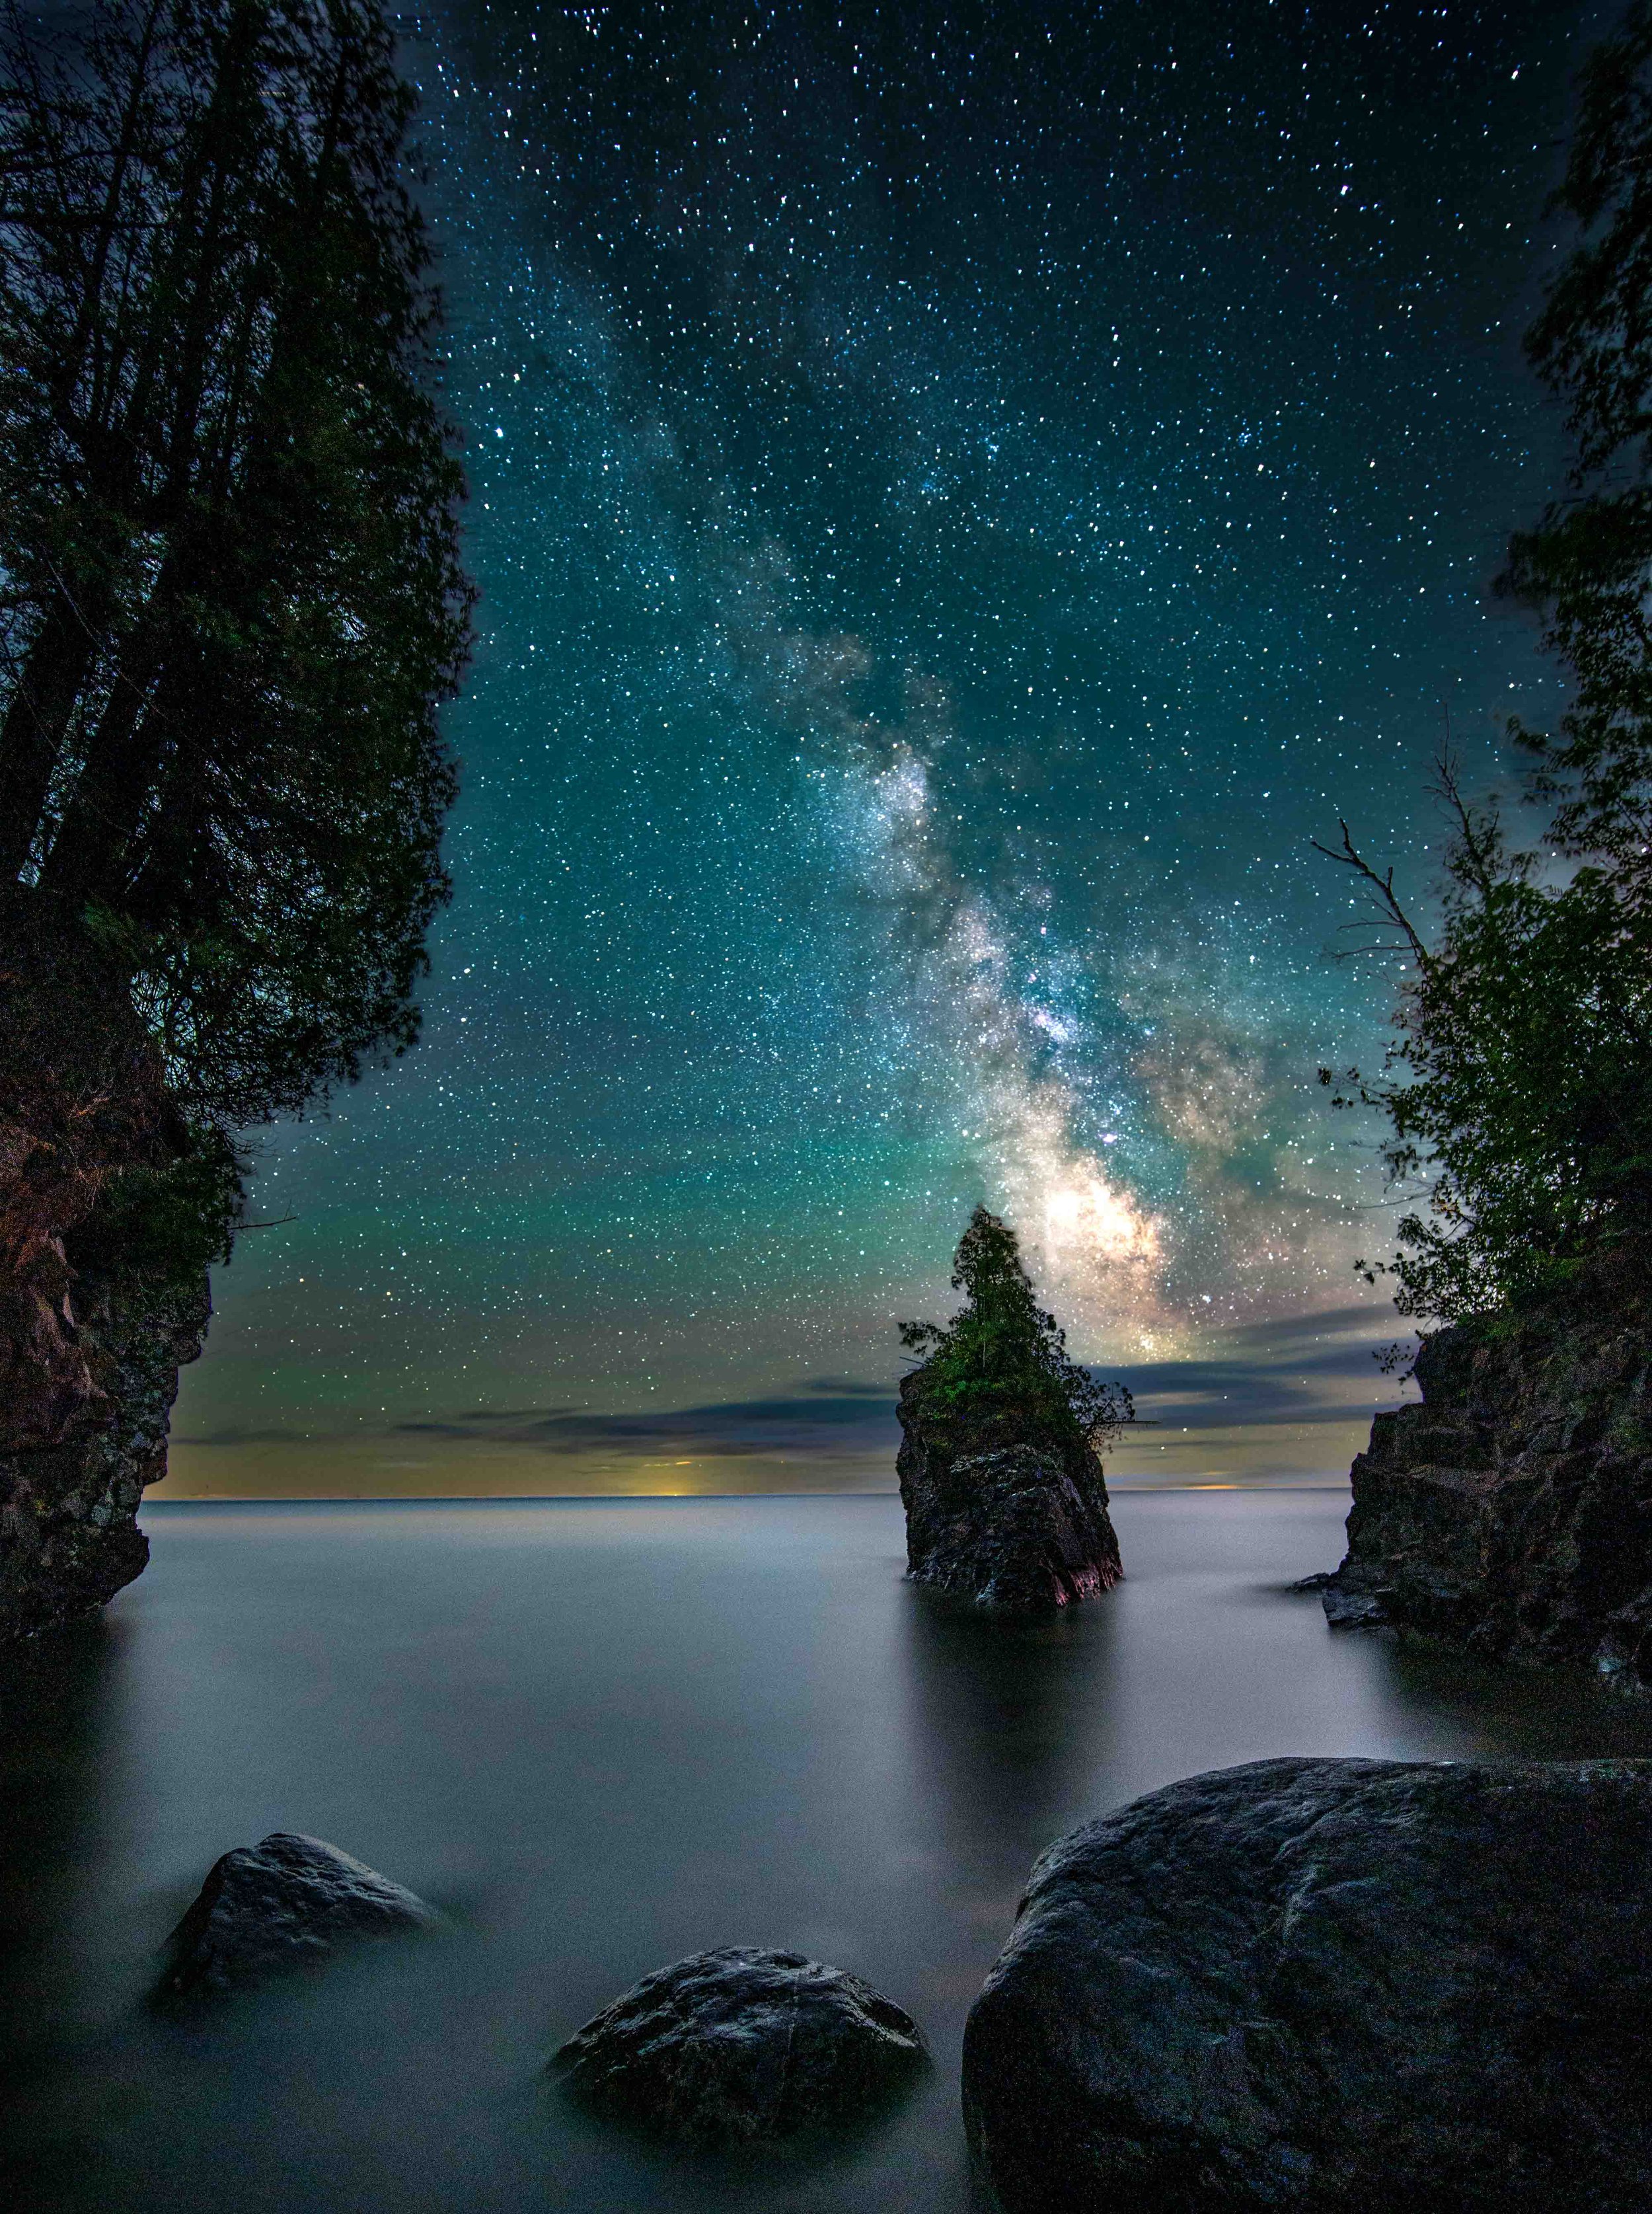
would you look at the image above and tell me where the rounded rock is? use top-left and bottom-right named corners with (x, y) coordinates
top-left (553, 1945), bottom-right (928, 2143)
top-left (965, 1757), bottom-right (1652, 2213)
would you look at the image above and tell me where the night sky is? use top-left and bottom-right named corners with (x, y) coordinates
top-left (165, 0), bottom-right (1594, 1498)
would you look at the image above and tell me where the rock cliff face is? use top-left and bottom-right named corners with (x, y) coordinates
top-left (1, 893), bottom-right (208, 1641)
top-left (897, 1371), bottom-right (1122, 1612)
top-left (1, 1260), bottom-right (207, 1640)
top-left (1319, 1250), bottom-right (1652, 1685)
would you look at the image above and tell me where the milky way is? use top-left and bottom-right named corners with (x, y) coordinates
top-left (172, 1), bottom-right (1591, 1487)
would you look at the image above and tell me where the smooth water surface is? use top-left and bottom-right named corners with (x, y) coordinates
top-left (5, 1490), bottom-right (1651, 2212)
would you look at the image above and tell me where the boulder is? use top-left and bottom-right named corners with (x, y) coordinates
top-left (161, 1831), bottom-right (437, 1996)
top-left (964, 1756), bottom-right (1652, 2214)
top-left (1316, 1253), bottom-right (1652, 1681)
top-left (897, 1373), bottom-right (1121, 1615)
top-left (552, 1946), bottom-right (927, 2143)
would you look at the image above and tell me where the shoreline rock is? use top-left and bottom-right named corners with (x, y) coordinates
top-left (1, 1263), bottom-right (208, 1640)
top-left (1315, 1256), bottom-right (1652, 1683)
top-left (964, 1755), bottom-right (1652, 2213)
top-left (2, 897), bottom-right (210, 1641)
top-left (553, 1946), bottom-right (928, 2143)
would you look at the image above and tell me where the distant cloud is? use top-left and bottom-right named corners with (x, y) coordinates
top-left (178, 1307), bottom-right (1405, 1477)
top-left (389, 1392), bottom-right (899, 1461)
top-left (1113, 1300), bottom-right (1415, 1431)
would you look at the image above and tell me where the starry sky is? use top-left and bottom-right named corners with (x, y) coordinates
top-left (164, 0), bottom-right (1598, 1499)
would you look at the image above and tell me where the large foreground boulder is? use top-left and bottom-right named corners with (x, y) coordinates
top-left (161, 1831), bottom-right (437, 1996)
top-left (553, 1946), bottom-right (927, 2143)
top-left (1316, 1252), bottom-right (1652, 1681)
top-left (897, 1375), bottom-right (1121, 1615)
top-left (965, 1757), bottom-right (1652, 2213)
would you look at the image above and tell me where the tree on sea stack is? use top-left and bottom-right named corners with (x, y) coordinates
top-left (895, 1207), bottom-right (1131, 1615)
top-left (900, 1205), bottom-right (1132, 1457)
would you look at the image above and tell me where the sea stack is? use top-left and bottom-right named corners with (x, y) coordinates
top-left (896, 1206), bottom-right (1127, 1614)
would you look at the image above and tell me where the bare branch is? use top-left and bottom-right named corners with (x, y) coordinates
top-left (1309, 818), bottom-right (1429, 962)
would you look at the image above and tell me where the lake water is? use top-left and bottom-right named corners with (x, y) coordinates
top-left (5, 1489), bottom-right (1651, 2213)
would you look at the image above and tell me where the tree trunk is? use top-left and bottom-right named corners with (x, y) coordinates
top-left (0, 598), bottom-right (103, 880)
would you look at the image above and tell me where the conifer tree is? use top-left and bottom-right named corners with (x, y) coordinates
top-left (900, 1205), bottom-right (1133, 1450)
top-left (0, 0), bottom-right (472, 1157)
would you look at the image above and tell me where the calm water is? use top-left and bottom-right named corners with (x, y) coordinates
top-left (5, 1490), bottom-right (1651, 2213)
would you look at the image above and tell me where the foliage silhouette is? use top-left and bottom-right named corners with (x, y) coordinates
top-left (1318, 6), bottom-right (1652, 1323)
top-left (900, 1205), bottom-right (1133, 1451)
top-left (0, 0), bottom-right (472, 1247)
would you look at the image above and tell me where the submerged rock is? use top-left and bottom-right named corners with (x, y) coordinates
top-left (1316, 1254), bottom-right (1652, 1681)
top-left (965, 1755), bottom-right (1652, 2214)
top-left (161, 1831), bottom-right (437, 1996)
top-left (897, 1376), bottom-right (1121, 1613)
top-left (552, 1946), bottom-right (927, 2143)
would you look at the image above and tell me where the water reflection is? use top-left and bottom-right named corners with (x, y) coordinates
top-left (0, 1493), bottom-right (1647, 2214)
top-left (898, 1587), bottom-right (1119, 1919)
top-left (1373, 1634), bottom-right (1652, 1761)
top-left (0, 1618), bottom-right (120, 2039)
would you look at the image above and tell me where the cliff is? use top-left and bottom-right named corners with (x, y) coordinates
top-left (1, 894), bottom-right (210, 1640)
top-left (1320, 1246), bottom-right (1652, 1686)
